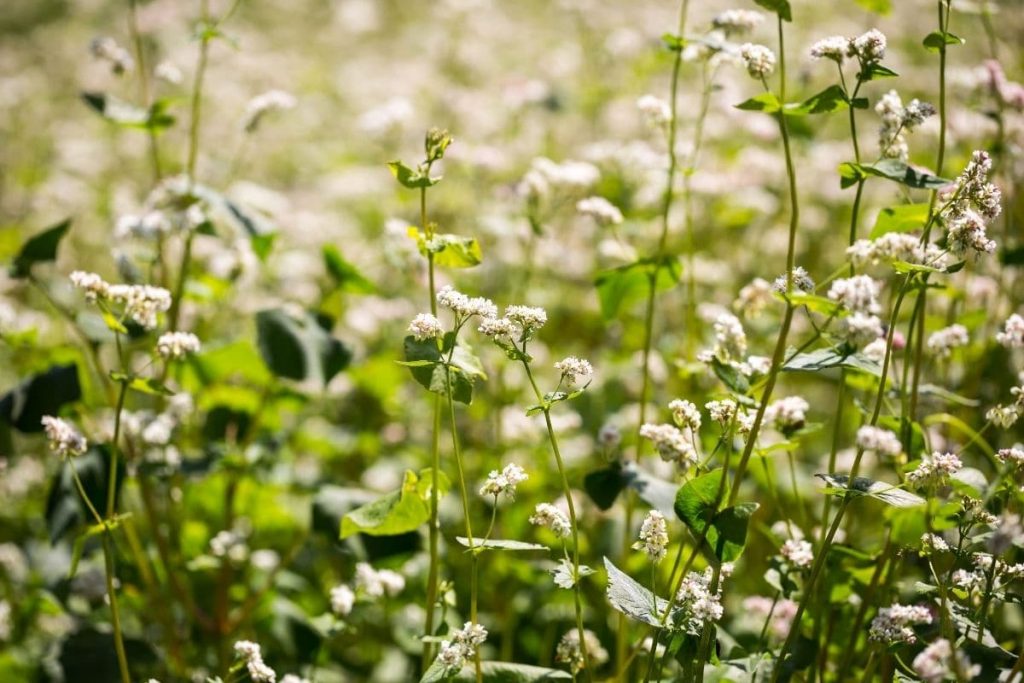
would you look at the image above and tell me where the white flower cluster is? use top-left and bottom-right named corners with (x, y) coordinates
top-left (478, 304), bottom-right (548, 344)
top-left (437, 286), bottom-right (497, 320)
top-left (555, 629), bottom-right (608, 674)
top-left (640, 423), bottom-right (697, 469)
top-left (635, 510), bottom-right (669, 563)
top-left (868, 604), bottom-right (933, 644)
top-left (808, 35), bottom-right (850, 62)
top-left (855, 426), bottom-right (902, 459)
top-left (997, 446), bottom-right (1024, 468)
top-left (554, 356), bottom-right (593, 385)
top-left (926, 324), bottom-right (969, 357)
top-left (874, 90), bottom-right (936, 161)
top-left (90, 37), bottom-right (134, 74)
top-left (636, 95), bottom-right (671, 128)
top-left (519, 157), bottom-right (600, 201)
top-left (438, 622), bottom-right (488, 674)
top-left (705, 399), bottom-right (737, 426)
top-left (354, 562), bottom-right (405, 598)
top-left (913, 639), bottom-right (980, 683)
top-left (576, 196), bottom-right (623, 226)
top-left (330, 584), bottom-right (355, 616)
top-left (408, 313), bottom-right (444, 341)
top-left (70, 271), bottom-right (172, 330)
top-left (828, 275), bottom-right (885, 347)
top-left (712, 313), bottom-right (748, 360)
top-left (711, 9), bottom-right (763, 34)
top-left (847, 232), bottom-right (945, 269)
top-left (242, 90), bottom-right (297, 133)
top-left (919, 533), bottom-right (949, 556)
top-left (505, 305), bottom-right (548, 331)
top-left (996, 314), bottom-right (1024, 348)
top-left (233, 640), bottom-right (277, 682)
top-left (772, 266), bottom-right (815, 295)
top-left (781, 539), bottom-right (814, 568)
top-left (41, 416), bottom-right (87, 458)
top-left (849, 28), bottom-right (886, 63)
top-left (942, 151), bottom-right (1002, 257)
top-left (765, 396), bottom-right (810, 433)
top-left (530, 503), bottom-right (571, 538)
top-left (479, 463), bottom-right (528, 500)
top-left (674, 568), bottom-right (724, 635)
top-left (906, 451), bottom-right (962, 488)
top-left (669, 399), bottom-right (701, 431)
top-left (739, 43), bottom-right (776, 79)
top-left (156, 331), bottom-right (201, 360)
top-left (210, 529), bottom-right (249, 564)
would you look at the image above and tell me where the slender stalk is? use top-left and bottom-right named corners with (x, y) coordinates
top-left (100, 377), bottom-right (131, 683)
top-left (127, 0), bottom-right (163, 183)
top-left (423, 189), bottom-right (443, 667)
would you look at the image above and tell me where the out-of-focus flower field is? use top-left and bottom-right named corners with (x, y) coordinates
top-left (1, 0), bottom-right (1023, 681)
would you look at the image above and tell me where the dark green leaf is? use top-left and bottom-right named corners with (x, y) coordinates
top-left (9, 218), bottom-right (71, 278)
top-left (710, 503), bottom-right (758, 562)
top-left (584, 465), bottom-right (627, 510)
top-left (323, 245), bottom-right (375, 293)
top-left (858, 63), bottom-right (899, 82)
top-left (735, 92), bottom-right (782, 113)
top-left (923, 31), bottom-right (964, 52)
top-left (81, 92), bottom-right (174, 130)
top-left (847, 159), bottom-right (949, 189)
top-left (711, 358), bottom-right (751, 394)
top-left (388, 160), bottom-right (439, 189)
top-left (403, 335), bottom-right (485, 405)
top-left (109, 372), bottom-right (175, 396)
top-left (815, 473), bottom-right (924, 507)
top-left (674, 468), bottom-right (724, 532)
top-left (784, 85), bottom-right (849, 116)
top-left (0, 363), bottom-right (81, 433)
top-left (783, 348), bottom-right (881, 377)
top-left (256, 308), bottom-right (352, 385)
top-left (752, 0), bottom-right (792, 21)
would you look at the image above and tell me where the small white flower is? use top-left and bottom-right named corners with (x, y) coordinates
top-left (530, 503), bottom-right (571, 538)
top-left (504, 305), bottom-right (548, 331)
top-left (856, 426), bottom-right (902, 459)
top-left (869, 604), bottom-right (932, 644)
top-left (157, 331), bottom-right (201, 359)
top-left (635, 510), bottom-right (669, 563)
top-left (636, 95), bottom-right (671, 127)
top-left (640, 423), bottom-right (697, 469)
top-left (906, 452), bottom-right (962, 488)
top-left (997, 314), bottom-right (1024, 348)
top-left (669, 399), bottom-right (701, 431)
top-left (739, 43), bottom-right (776, 79)
top-left (809, 35), bottom-right (850, 62)
top-left (90, 37), bottom-right (134, 74)
top-left (705, 399), bottom-right (737, 426)
top-left (765, 396), bottom-right (810, 432)
top-left (554, 356), bottom-right (593, 385)
top-left (712, 9), bottom-right (763, 34)
top-left (479, 463), bottom-right (528, 500)
top-left (850, 28), bottom-right (886, 63)
top-left (576, 196), bottom-right (624, 226)
top-left (927, 324), bottom-right (969, 357)
top-left (330, 584), bottom-right (355, 616)
top-left (781, 539), bottom-right (814, 568)
top-left (556, 629), bottom-right (608, 674)
top-left (408, 313), bottom-right (444, 341)
top-left (41, 416), bottom-right (88, 458)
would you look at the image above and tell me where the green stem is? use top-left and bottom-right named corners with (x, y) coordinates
top-left (127, 0), bottom-right (162, 183)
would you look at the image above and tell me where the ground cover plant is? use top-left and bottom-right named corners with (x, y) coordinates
top-left (1, 0), bottom-right (1023, 681)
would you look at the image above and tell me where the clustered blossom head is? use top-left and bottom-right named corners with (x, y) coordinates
top-left (329, 584), bottom-right (355, 617)
top-left (90, 36), bottom-right (133, 74)
top-left (555, 629), bottom-right (608, 674)
top-left (479, 463), bottom-right (528, 500)
top-left (765, 396), bottom-right (810, 433)
top-left (996, 314), bottom-right (1024, 348)
top-left (576, 196), bottom-right (623, 226)
top-left (519, 157), bottom-right (600, 203)
top-left (437, 622), bottom-right (488, 675)
top-left (781, 539), bottom-right (814, 568)
top-left (673, 568), bottom-right (724, 634)
top-left (711, 9), bottom-right (763, 35)
top-left (69, 271), bottom-right (172, 330)
top-left (847, 232), bottom-right (945, 269)
top-left (437, 286), bottom-right (497, 322)
top-left (242, 90), bottom-right (297, 133)
top-left (210, 529), bottom-right (249, 563)
top-left (919, 533), bottom-right (949, 556)
top-left (941, 151), bottom-right (1002, 257)
top-left (41, 416), bottom-right (87, 458)
top-left (808, 35), bottom-right (850, 62)
top-left (708, 313), bottom-right (747, 362)
top-left (529, 503), bottom-right (571, 538)
top-left (635, 510), bottom-right (669, 563)
top-left (828, 276), bottom-right (881, 314)
top-left (669, 399), bottom-right (701, 432)
top-left (849, 28), bottom-right (886, 63)
top-left (640, 423), bottom-right (696, 469)
top-left (408, 313), bottom-right (444, 341)
top-left (997, 446), bottom-right (1024, 469)
top-left (554, 356), bottom-right (593, 386)
top-left (636, 95), bottom-right (671, 128)
top-left (705, 399), bottom-right (737, 426)
top-left (354, 562), bottom-right (404, 598)
top-left (504, 305), bottom-right (547, 332)
top-left (156, 331), bottom-right (201, 360)
top-left (868, 604), bottom-right (933, 644)
top-left (772, 266), bottom-right (814, 295)
top-left (874, 89), bottom-right (936, 161)
top-left (739, 43), bottom-right (776, 79)
top-left (856, 426), bottom-right (902, 459)
top-left (926, 324), bottom-right (969, 357)
top-left (906, 452), bottom-right (962, 488)
top-left (233, 640), bottom-right (276, 682)
top-left (913, 639), bottom-right (980, 683)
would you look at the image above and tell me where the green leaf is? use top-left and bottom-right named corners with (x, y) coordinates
top-left (584, 465), bottom-right (627, 510)
top-left (109, 372), bottom-right (175, 396)
top-left (388, 160), bottom-right (439, 189)
top-left (453, 662), bottom-right (572, 681)
top-left (838, 162), bottom-right (867, 189)
top-left (815, 473), bottom-right (925, 507)
top-left (783, 85), bottom-right (849, 116)
top-left (81, 92), bottom-right (174, 130)
top-left (256, 308), bottom-right (352, 386)
top-left (69, 521), bottom-right (107, 579)
top-left (0, 363), bottom-right (82, 433)
top-left (783, 348), bottom-right (881, 377)
top-left (674, 469), bottom-right (758, 561)
top-left (340, 470), bottom-right (449, 539)
top-left (869, 203), bottom-right (931, 239)
top-left (674, 468), bottom-right (724, 533)
top-left (752, 0), bottom-right (792, 21)
top-left (854, 0), bottom-right (892, 14)
top-left (923, 31), bottom-right (964, 52)
top-left (403, 335), bottom-right (486, 405)
top-left (735, 92), bottom-right (782, 113)
top-left (786, 292), bottom-right (841, 316)
top-left (9, 218), bottom-right (71, 278)
top-left (858, 63), bottom-right (899, 82)
top-left (455, 538), bottom-right (549, 553)
top-left (412, 232), bottom-right (482, 269)
top-left (710, 503), bottom-right (758, 562)
top-left (604, 557), bottom-right (671, 627)
top-left (711, 358), bottom-right (750, 394)
top-left (622, 463), bottom-right (678, 518)
top-left (661, 33), bottom-right (685, 52)
top-left (100, 309), bottom-right (128, 334)
top-left (847, 159), bottom-right (949, 189)
top-left (594, 256), bottom-right (681, 320)
top-left (323, 245), bottom-right (375, 293)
